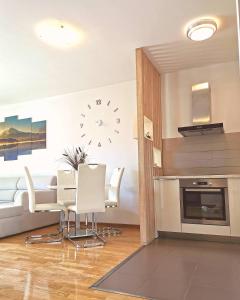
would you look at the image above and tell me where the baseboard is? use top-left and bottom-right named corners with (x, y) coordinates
top-left (158, 231), bottom-right (240, 244)
top-left (0, 222), bottom-right (59, 239)
top-left (80, 222), bottom-right (140, 229)
top-left (1, 222), bottom-right (140, 240)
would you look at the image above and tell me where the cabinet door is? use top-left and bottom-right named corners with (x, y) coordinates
top-left (228, 178), bottom-right (240, 237)
top-left (154, 179), bottom-right (181, 232)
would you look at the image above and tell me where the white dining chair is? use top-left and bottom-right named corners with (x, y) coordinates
top-left (24, 166), bottom-right (66, 244)
top-left (102, 167), bottom-right (124, 235)
top-left (57, 170), bottom-right (76, 206)
top-left (66, 164), bottom-right (106, 248)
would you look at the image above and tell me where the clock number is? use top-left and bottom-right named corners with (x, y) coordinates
top-left (113, 108), bottom-right (119, 112)
top-left (96, 99), bottom-right (102, 105)
top-left (80, 123), bottom-right (84, 128)
top-left (98, 142), bottom-right (101, 147)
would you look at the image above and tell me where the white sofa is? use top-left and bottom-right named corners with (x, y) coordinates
top-left (0, 175), bottom-right (59, 238)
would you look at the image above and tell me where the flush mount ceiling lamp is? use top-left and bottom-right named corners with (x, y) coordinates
top-left (187, 19), bottom-right (217, 41)
top-left (35, 19), bottom-right (83, 48)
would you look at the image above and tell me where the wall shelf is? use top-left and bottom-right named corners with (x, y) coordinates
top-left (144, 116), bottom-right (153, 141)
top-left (153, 147), bottom-right (162, 168)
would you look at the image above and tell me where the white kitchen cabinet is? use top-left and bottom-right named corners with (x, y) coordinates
top-left (228, 178), bottom-right (240, 237)
top-left (154, 179), bottom-right (181, 233)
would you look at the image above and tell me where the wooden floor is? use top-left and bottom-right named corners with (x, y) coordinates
top-left (0, 225), bottom-right (140, 300)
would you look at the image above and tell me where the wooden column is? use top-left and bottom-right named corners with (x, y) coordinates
top-left (136, 48), bottom-right (163, 245)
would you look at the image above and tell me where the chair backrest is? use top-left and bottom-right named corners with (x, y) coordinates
top-left (75, 164), bottom-right (106, 213)
top-left (57, 170), bottom-right (76, 205)
top-left (108, 168), bottom-right (124, 205)
top-left (23, 166), bottom-right (35, 213)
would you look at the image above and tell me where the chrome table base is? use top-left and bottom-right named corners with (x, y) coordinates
top-left (66, 212), bottom-right (106, 248)
top-left (67, 231), bottom-right (105, 248)
top-left (67, 228), bottom-right (95, 239)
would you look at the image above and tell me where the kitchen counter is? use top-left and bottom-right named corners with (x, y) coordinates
top-left (154, 174), bottom-right (240, 180)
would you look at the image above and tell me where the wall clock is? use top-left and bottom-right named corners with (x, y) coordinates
top-left (79, 99), bottom-right (120, 147)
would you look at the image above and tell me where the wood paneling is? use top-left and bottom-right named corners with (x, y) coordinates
top-left (163, 132), bottom-right (240, 175)
top-left (136, 48), bottom-right (162, 245)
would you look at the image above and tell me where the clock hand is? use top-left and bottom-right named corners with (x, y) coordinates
top-left (96, 120), bottom-right (103, 126)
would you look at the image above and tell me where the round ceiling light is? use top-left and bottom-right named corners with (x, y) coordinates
top-left (187, 19), bottom-right (217, 41)
top-left (35, 19), bottom-right (84, 48)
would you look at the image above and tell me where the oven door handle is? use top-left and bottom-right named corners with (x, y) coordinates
top-left (185, 188), bottom-right (222, 192)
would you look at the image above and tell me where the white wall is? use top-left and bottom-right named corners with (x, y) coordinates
top-left (162, 61), bottom-right (240, 138)
top-left (0, 80), bottom-right (139, 224)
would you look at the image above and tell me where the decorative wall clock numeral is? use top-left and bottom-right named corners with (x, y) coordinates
top-left (79, 98), bottom-right (120, 147)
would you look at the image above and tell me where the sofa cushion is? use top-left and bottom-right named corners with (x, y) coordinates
top-left (14, 190), bottom-right (57, 211)
top-left (0, 203), bottom-right (23, 219)
top-left (17, 176), bottom-right (57, 190)
top-left (0, 190), bottom-right (16, 203)
top-left (0, 177), bottom-right (19, 190)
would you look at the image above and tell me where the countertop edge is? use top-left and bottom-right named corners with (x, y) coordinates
top-left (154, 175), bottom-right (240, 180)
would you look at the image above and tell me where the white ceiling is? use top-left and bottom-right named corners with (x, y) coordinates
top-left (144, 19), bottom-right (238, 73)
top-left (0, 0), bottom-right (237, 104)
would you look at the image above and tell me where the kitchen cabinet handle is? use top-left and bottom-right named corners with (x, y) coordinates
top-left (185, 188), bottom-right (221, 192)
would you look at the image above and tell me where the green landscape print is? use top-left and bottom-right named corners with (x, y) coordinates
top-left (0, 115), bottom-right (46, 161)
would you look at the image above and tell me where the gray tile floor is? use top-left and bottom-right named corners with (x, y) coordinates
top-left (93, 238), bottom-right (240, 300)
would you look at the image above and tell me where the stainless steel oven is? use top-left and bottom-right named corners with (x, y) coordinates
top-left (180, 178), bottom-right (229, 226)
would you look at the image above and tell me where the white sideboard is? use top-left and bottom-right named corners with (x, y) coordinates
top-left (154, 179), bottom-right (181, 234)
top-left (154, 176), bottom-right (240, 237)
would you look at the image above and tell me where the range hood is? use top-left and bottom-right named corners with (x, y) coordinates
top-left (178, 122), bottom-right (224, 137)
top-left (178, 82), bottom-right (224, 137)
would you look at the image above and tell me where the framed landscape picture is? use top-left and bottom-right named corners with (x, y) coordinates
top-left (0, 115), bottom-right (47, 161)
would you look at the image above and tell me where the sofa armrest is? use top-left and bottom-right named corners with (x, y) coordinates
top-left (14, 190), bottom-right (57, 211)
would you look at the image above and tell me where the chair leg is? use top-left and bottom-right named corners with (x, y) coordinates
top-left (101, 227), bottom-right (121, 236)
top-left (25, 211), bottom-right (64, 244)
top-left (98, 207), bottom-right (121, 236)
top-left (94, 213), bottom-right (97, 232)
top-left (59, 210), bottom-right (65, 233)
top-left (91, 213), bottom-right (106, 244)
top-left (74, 211), bottom-right (77, 236)
top-left (85, 213), bottom-right (88, 229)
